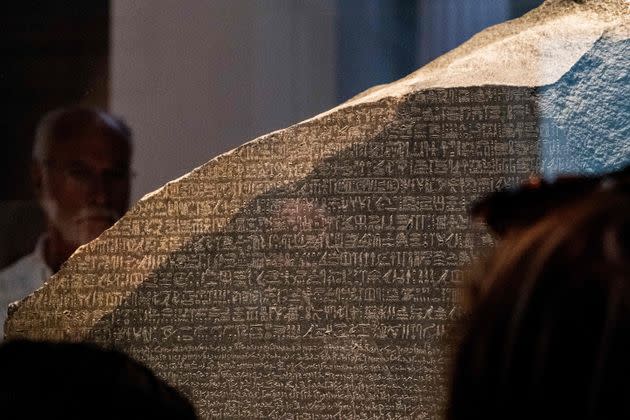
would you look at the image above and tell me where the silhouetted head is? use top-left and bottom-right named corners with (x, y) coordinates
top-left (32, 107), bottom-right (132, 261)
top-left (449, 166), bottom-right (630, 419)
top-left (0, 340), bottom-right (197, 420)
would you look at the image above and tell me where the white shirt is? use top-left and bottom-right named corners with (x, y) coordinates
top-left (0, 236), bottom-right (52, 340)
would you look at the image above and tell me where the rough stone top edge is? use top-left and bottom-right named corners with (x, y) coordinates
top-left (338, 0), bottom-right (628, 109)
top-left (137, 0), bottom-right (628, 208)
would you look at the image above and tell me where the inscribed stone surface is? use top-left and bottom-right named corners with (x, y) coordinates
top-left (5, 1), bottom-right (629, 418)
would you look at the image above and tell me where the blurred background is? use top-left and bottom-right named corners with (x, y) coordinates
top-left (0, 0), bottom-right (543, 269)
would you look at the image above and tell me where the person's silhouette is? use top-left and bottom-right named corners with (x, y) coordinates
top-left (0, 106), bottom-right (133, 339)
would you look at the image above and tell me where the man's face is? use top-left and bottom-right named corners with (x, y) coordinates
top-left (35, 132), bottom-right (131, 248)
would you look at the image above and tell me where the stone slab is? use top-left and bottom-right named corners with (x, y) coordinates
top-left (6, 1), bottom-right (629, 418)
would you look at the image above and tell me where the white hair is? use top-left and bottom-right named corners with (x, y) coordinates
top-left (32, 106), bottom-right (132, 163)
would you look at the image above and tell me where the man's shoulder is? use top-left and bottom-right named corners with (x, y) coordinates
top-left (0, 252), bottom-right (46, 293)
top-left (0, 253), bottom-right (37, 278)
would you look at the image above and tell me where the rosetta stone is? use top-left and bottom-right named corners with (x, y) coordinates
top-left (6, 1), bottom-right (629, 418)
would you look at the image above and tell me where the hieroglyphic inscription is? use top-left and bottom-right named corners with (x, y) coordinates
top-left (82, 86), bottom-right (540, 418)
top-left (7, 9), bottom-right (629, 418)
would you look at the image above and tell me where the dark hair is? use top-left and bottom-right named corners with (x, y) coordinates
top-left (0, 340), bottom-right (197, 420)
top-left (448, 177), bottom-right (630, 419)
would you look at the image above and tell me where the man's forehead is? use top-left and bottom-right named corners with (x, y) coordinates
top-left (47, 132), bottom-right (130, 163)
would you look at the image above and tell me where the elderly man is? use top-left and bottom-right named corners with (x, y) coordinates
top-left (0, 107), bottom-right (132, 339)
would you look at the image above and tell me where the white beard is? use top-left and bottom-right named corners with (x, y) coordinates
top-left (42, 200), bottom-right (120, 247)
